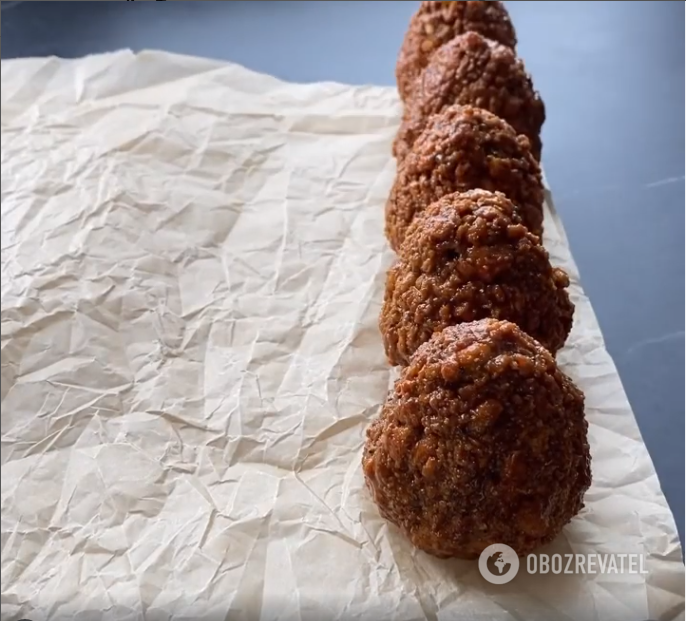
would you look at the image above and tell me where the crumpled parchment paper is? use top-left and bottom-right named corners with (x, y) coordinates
top-left (1, 50), bottom-right (683, 621)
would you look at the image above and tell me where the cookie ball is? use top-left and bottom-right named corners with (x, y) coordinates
top-left (396, 1), bottom-right (517, 102)
top-left (362, 319), bottom-right (592, 559)
top-left (394, 31), bottom-right (545, 162)
top-left (380, 190), bottom-right (573, 366)
top-left (385, 105), bottom-right (544, 252)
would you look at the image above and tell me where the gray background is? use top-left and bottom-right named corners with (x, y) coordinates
top-left (2, 0), bottom-right (684, 544)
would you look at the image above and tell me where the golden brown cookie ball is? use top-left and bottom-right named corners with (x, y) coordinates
top-left (362, 319), bottom-right (591, 559)
top-left (394, 31), bottom-right (545, 162)
top-left (385, 105), bottom-right (544, 252)
top-left (380, 190), bottom-right (573, 366)
top-left (396, 1), bottom-right (517, 102)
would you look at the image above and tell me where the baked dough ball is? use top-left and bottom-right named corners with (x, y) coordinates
top-left (362, 319), bottom-right (591, 559)
top-left (385, 105), bottom-right (544, 252)
top-left (394, 31), bottom-right (545, 162)
top-left (380, 189), bottom-right (573, 366)
top-left (396, 1), bottom-right (517, 102)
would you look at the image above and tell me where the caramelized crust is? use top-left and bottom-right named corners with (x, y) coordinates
top-left (363, 319), bottom-right (592, 559)
top-left (396, 1), bottom-right (517, 102)
top-left (385, 105), bottom-right (544, 252)
top-left (394, 31), bottom-right (544, 162)
top-left (380, 190), bottom-right (573, 366)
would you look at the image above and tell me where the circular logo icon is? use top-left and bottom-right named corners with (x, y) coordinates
top-left (478, 543), bottom-right (520, 585)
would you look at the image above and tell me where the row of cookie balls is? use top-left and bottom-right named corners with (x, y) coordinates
top-left (380, 1), bottom-right (574, 365)
top-left (359, 1), bottom-right (591, 561)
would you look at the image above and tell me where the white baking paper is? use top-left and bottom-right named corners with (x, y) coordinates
top-left (1, 50), bottom-right (683, 621)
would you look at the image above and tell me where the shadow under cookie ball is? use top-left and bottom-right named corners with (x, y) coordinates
top-left (385, 105), bottom-right (544, 252)
top-left (396, 1), bottom-right (517, 102)
top-left (394, 31), bottom-right (545, 162)
top-left (380, 189), bottom-right (573, 366)
top-left (362, 319), bottom-right (592, 560)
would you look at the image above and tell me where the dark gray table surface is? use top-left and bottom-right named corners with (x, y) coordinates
top-left (2, 1), bottom-right (684, 544)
